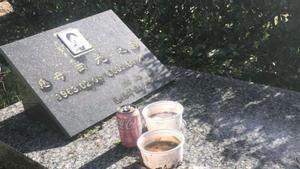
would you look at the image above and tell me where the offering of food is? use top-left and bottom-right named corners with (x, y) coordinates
top-left (137, 129), bottom-right (185, 169)
top-left (148, 111), bottom-right (178, 119)
top-left (144, 139), bottom-right (180, 152)
top-left (142, 101), bottom-right (184, 131)
top-left (116, 105), bottom-right (142, 148)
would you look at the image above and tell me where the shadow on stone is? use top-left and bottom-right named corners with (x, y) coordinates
top-left (0, 105), bottom-right (70, 153)
top-left (79, 143), bottom-right (140, 169)
top-left (123, 161), bottom-right (146, 169)
top-left (175, 71), bottom-right (300, 169)
top-left (0, 141), bottom-right (45, 169)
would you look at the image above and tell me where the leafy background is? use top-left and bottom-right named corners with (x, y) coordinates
top-left (1, 0), bottom-right (300, 108)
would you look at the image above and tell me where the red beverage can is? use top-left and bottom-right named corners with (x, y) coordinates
top-left (116, 105), bottom-right (142, 148)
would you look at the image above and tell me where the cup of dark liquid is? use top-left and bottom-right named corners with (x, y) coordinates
top-left (142, 101), bottom-right (184, 131)
top-left (137, 129), bottom-right (184, 169)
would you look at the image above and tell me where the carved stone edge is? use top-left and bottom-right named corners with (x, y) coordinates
top-left (0, 141), bottom-right (45, 169)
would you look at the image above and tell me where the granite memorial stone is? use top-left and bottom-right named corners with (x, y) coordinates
top-left (0, 10), bottom-right (172, 137)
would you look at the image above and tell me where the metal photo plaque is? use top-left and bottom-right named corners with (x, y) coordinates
top-left (57, 28), bottom-right (94, 57)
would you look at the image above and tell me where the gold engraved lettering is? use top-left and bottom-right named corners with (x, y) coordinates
top-left (55, 93), bottom-right (63, 101)
top-left (92, 77), bottom-right (99, 83)
top-left (105, 58), bottom-right (141, 79)
top-left (95, 76), bottom-right (104, 84)
top-left (125, 61), bottom-right (132, 67)
top-left (86, 81), bottom-right (92, 88)
top-left (60, 91), bottom-right (68, 98)
top-left (66, 88), bottom-right (74, 95)
top-left (112, 78), bottom-right (154, 104)
top-left (38, 79), bottom-right (52, 91)
top-left (75, 63), bottom-right (88, 73)
top-left (95, 55), bottom-right (103, 65)
top-left (54, 72), bottom-right (65, 81)
top-left (115, 64), bottom-right (122, 72)
top-left (113, 97), bottom-right (122, 104)
top-left (119, 64), bottom-right (126, 71)
top-left (113, 88), bottom-right (135, 104)
top-left (79, 81), bottom-right (87, 89)
top-left (94, 54), bottom-right (110, 65)
top-left (117, 47), bottom-right (130, 54)
top-left (54, 58), bottom-right (142, 101)
top-left (106, 71), bottom-right (115, 77)
top-left (54, 75), bottom-right (107, 101)
top-left (110, 68), bottom-right (118, 75)
top-left (129, 41), bottom-right (140, 50)
top-left (102, 58), bottom-right (110, 64)
top-left (71, 86), bottom-right (79, 93)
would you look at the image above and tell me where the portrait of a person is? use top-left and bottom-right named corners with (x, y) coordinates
top-left (66, 32), bottom-right (87, 52)
top-left (57, 28), bottom-right (93, 57)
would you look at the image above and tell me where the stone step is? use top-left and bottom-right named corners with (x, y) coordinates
top-left (0, 67), bottom-right (299, 168)
top-left (0, 141), bottom-right (45, 169)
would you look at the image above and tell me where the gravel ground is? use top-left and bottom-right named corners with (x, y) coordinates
top-left (0, 68), bottom-right (299, 169)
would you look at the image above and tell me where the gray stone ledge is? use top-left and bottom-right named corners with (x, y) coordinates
top-left (0, 67), bottom-right (299, 169)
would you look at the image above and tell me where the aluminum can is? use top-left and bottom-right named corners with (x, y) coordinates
top-left (116, 105), bottom-right (142, 148)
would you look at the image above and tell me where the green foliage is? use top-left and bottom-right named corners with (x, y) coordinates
top-left (0, 57), bottom-right (26, 108)
top-left (1, 0), bottom-right (300, 108)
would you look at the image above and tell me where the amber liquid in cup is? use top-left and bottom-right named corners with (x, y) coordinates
top-left (144, 136), bottom-right (181, 152)
top-left (142, 101), bottom-right (184, 131)
top-left (148, 111), bottom-right (178, 119)
top-left (137, 129), bottom-right (185, 169)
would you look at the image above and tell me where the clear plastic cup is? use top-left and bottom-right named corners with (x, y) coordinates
top-left (142, 101), bottom-right (184, 131)
top-left (137, 129), bottom-right (185, 169)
